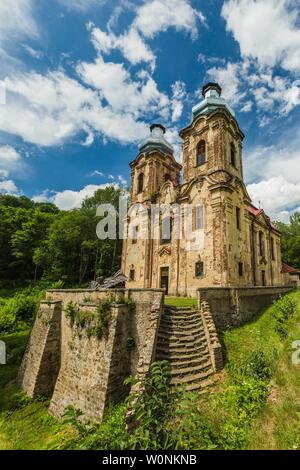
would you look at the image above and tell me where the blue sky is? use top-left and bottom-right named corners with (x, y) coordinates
top-left (0, 0), bottom-right (300, 221)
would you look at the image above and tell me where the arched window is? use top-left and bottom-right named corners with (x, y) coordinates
top-left (137, 173), bottom-right (144, 194)
top-left (196, 140), bottom-right (206, 166)
top-left (230, 143), bottom-right (236, 167)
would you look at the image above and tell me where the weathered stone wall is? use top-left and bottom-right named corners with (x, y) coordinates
top-left (19, 289), bottom-right (164, 423)
top-left (128, 289), bottom-right (163, 378)
top-left (17, 301), bottom-right (61, 397)
top-left (200, 300), bottom-right (223, 371)
top-left (198, 286), bottom-right (294, 331)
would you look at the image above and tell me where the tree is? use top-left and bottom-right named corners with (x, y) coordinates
top-left (276, 212), bottom-right (300, 269)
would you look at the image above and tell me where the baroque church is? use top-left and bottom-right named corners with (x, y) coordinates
top-left (121, 83), bottom-right (283, 297)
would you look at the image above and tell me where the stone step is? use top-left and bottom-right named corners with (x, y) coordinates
top-left (161, 316), bottom-right (203, 325)
top-left (157, 338), bottom-right (207, 348)
top-left (157, 332), bottom-right (207, 343)
top-left (158, 323), bottom-right (205, 334)
top-left (161, 317), bottom-right (203, 327)
top-left (169, 361), bottom-right (212, 377)
top-left (156, 345), bottom-right (209, 356)
top-left (185, 378), bottom-right (214, 392)
top-left (165, 306), bottom-right (196, 311)
top-left (158, 331), bottom-right (206, 342)
top-left (170, 368), bottom-right (214, 386)
top-left (163, 310), bottom-right (200, 318)
top-left (156, 350), bottom-right (206, 362)
top-left (170, 355), bottom-right (211, 369)
top-left (165, 309), bottom-right (199, 315)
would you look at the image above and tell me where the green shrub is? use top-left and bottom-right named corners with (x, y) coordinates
top-left (0, 292), bottom-right (40, 333)
top-left (62, 403), bottom-right (129, 450)
top-left (231, 350), bottom-right (274, 382)
top-left (64, 300), bottom-right (112, 339)
top-left (126, 361), bottom-right (176, 450)
top-left (272, 296), bottom-right (297, 338)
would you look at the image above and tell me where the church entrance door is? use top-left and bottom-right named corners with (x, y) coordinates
top-left (160, 267), bottom-right (169, 294)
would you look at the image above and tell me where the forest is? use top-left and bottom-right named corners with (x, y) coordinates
top-left (0, 187), bottom-right (124, 290)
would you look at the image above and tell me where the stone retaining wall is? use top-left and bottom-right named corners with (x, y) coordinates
top-left (200, 301), bottom-right (223, 371)
top-left (198, 286), bottom-right (294, 331)
top-left (18, 289), bottom-right (164, 423)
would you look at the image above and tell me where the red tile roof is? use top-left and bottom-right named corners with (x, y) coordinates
top-left (282, 262), bottom-right (300, 274)
top-left (247, 204), bottom-right (280, 232)
top-left (248, 204), bottom-right (262, 217)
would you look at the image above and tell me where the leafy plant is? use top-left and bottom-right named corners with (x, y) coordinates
top-left (125, 361), bottom-right (176, 450)
top-left (272, 296), bottom-right (297, 338)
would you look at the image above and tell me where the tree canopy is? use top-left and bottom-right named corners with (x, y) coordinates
top-left (0, 187), bottom-right (124, 288)
top-left (276, 212), bottom-right (300, 269)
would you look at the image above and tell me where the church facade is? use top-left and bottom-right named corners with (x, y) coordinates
top-left (121, 83), bottom-right (283, 297)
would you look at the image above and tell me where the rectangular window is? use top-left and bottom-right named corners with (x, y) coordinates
top-left (239, 262), bottom-right (244, 277)
top-left (195, 205), bottom-right (204, 230)
top-left (195, 261), bottom-right (204, 278)
top-left (259, 232), bottom-right (265, 257)
top-left (132, 226), bottom-right (138, 244)
top-left (236, 207), bottom-right (241, 230)
top-left (271, 237), bottom-right (275, 261)
top-left (262, 270), bottom-right (266, 286)
top-left (161, 217), bottom-right (172, 244)
top-left (129, 269), bottom-right (135, 281)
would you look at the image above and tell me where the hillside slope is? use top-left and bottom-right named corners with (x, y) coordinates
top-left (0, 291), bottom-right (300, 450)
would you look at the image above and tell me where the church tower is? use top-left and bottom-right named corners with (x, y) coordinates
top-left (123, 83), bottom-right (283, 296)
top-left (180, 83), bottom-right (244, 186)
top-left (122, 124), bottom-right (181, 288)
top-left (176, 82), bottom-right (251, 294)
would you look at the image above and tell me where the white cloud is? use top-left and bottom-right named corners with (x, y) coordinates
top-left (207, 62), bottom-right (245, 106)
top-left (77, 57), bottom-right (169, 118)
top-left (0, 0), bottom-right (38, 75)
top-left (22, 44), bottom-right (44, 60)
top-left (133, 0), bottom-right (205, 40)
top-left (0, 179), bottom-right (19, 194)
top-left (33, 183), bottom-right (116, 210)
top-left (171, 81), bottom-right (186, 122)
top-left (91, 26), bottom-right (155, 69)
top-left (206, 59), bottom-right (300, 116)
top-left (0, 169), bottom-right (9, 179)
top-left (222, 0), bottom-right (300, 72)
top-left (244, 139), bottom-right (300, 186)
top-left (90, 170), bottom-right (104, 177)
top-left (252, 76), bottom-right (300, 115)
top-left (0, 70), bottom-right (150, 146)
top-left (247, 176), bottom-right (300, 222)
top-left (118, 175), bottom-right (127, 186)
top-left (90, 0), bottom-right (204, 69)
top-left (0, 0), bottom-right (38, 44)
top-left (0, 145), bottom-right (22, 172)
top-left (57, 0), bottom-right (105, 11)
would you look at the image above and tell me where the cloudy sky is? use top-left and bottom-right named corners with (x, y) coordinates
top-left (0, 0), bottom-right (299, 221)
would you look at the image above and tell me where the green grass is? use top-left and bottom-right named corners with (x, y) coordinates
top-left (165, 297), bottom-right (198, 308)
top-left (211, 290), bottom-right (300, 450)
top-left (0, 331), bottom-right (75, 450)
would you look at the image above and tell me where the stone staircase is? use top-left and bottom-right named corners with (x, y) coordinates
top-left (155, 306), bottom-right (216, 392)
